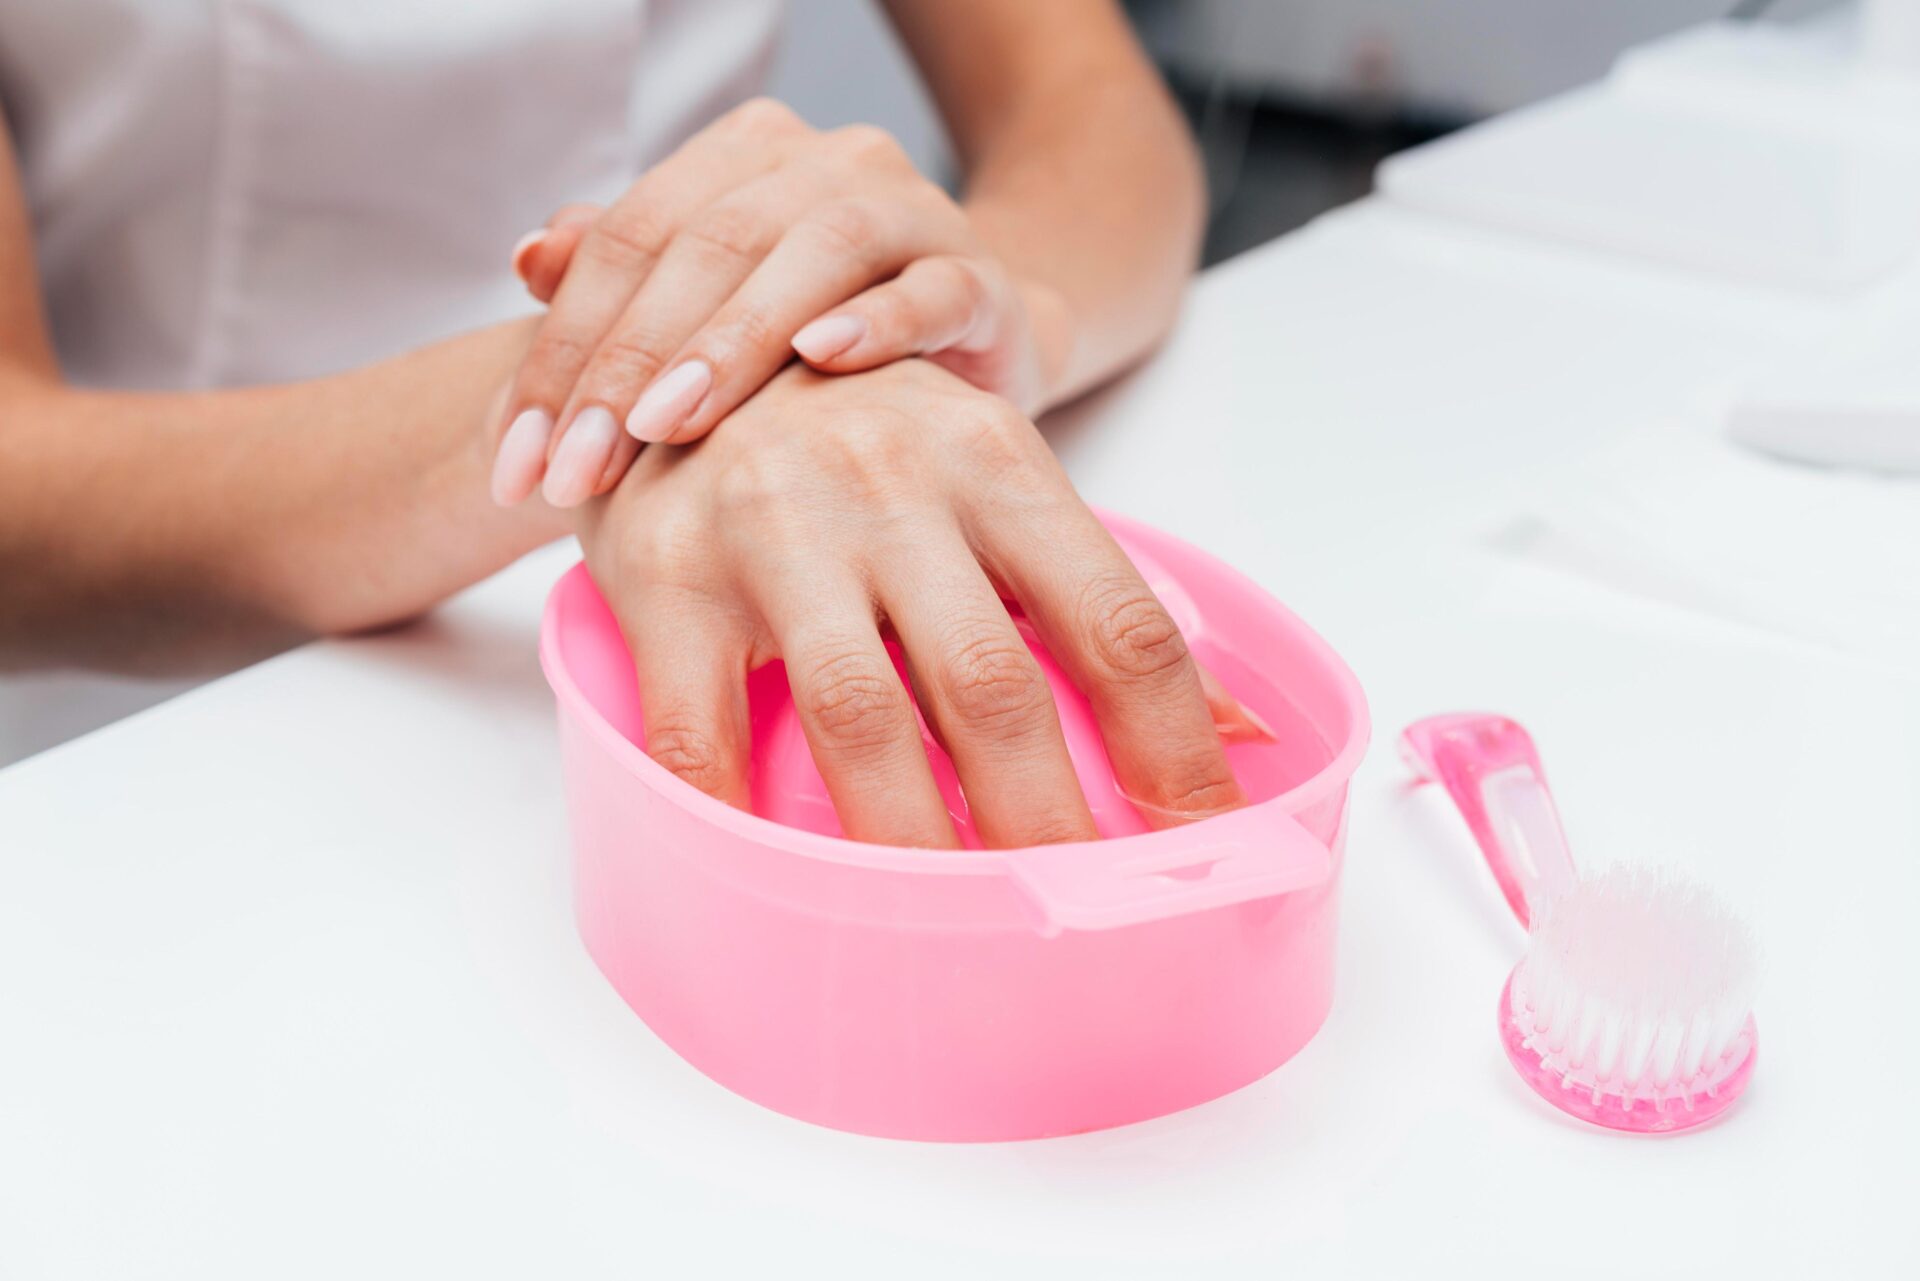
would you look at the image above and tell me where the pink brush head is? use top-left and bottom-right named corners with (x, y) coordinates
top-left (1401, 714), bottom-right (1759, 1134)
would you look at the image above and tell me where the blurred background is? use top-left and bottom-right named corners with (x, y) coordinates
top-left (3, 0), bottom-right (1890, 769)
top-left (770, 0), bottom-right (1828, 264)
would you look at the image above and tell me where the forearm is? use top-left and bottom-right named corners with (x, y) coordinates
top-left (0, 319), bottom-right (564, 673)
top-left (890, 0), bottom-right (1206, 407)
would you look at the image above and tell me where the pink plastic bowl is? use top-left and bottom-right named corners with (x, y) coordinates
top-left (541, 512), bottom-right (1369, 1141)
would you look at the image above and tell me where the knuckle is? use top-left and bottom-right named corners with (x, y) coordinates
top-left (710, 451), bottom-right (789, 516)
top-left (524, 328), bottom-right (599, 388)
top-left (938, 631), bottom-right (1051, 731)
top-left (630, 540), bottom-right (696, 591)
top-left (799, 649), bottom-right (908, 750)
top-left (1155, 771), bottom-right (1245, 820)
top-left (863, 285), bottom-right (917, 338)
top-left (974, 394), bottom-right (1034, 439)
top-left (923, 255), bottom-right (987, 311)
top-left (824, 412), bottom-right (918, 498)
top-left (641, 508), bottom-right (713, 585)
top-left (902, 178), bottom-right (964, 228)
top-left (591, 331), bottom-right (675, 386)
top-left (606, 498), bottom-right (712, 589)
top-left (646, 722), bottom-right (733, 795)
top-left (608, 518), bottom-right (673, 586)
top-left (806, 199), bottom-right (881, 260)
top-left (832, 123), bottom-right (908, 167)
top-left (1079, 575), bottom-right (1191, 682)
top-left (1021, 815), bottom-right (1100, 848)
top-left (705, 304), bottom-right (778, 364)
top-left (587, 211), bottom-right (674, 271)
top-left (680, 203), bottom-right (774, 265)
top-left (725, 96), bottom-right (806, 136)
top-left (952, 398), bottom-right (1045, 476)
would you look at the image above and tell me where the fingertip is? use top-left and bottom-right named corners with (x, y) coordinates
top-left (527, 229), bottom-right (583, 303)
top-left (792, 314), bottom-right (869, 364)
top-left (593, 435), bottom-right (644, 494)
top-left (510, 229), bottom-right (546, 282)
top-left (541, 406), bottom-right (620, 508)
top-left (1196, 662), bottom-right (1277, 745)
top-left (490, 407), bottom-right (554, 507)
top-left (1119, 775), bottom-right (1249, 829)
top-left (518, 215), bottom-right (595, 302)
top-left (626, 359), bottom-right (712, 443)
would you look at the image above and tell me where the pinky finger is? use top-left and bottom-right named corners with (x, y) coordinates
top-left (790, 254), bottom-right (998, 371)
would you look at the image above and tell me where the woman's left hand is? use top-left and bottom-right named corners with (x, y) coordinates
top-left (489, 98), bottom-right (1067, 509)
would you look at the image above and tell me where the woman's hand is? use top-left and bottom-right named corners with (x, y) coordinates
top-left (575, 360), bottom-right (1245, 849)
top-left (490, 98), bottom-right (1067, 510)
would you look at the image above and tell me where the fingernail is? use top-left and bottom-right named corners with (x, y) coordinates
top-left (510, 229), bottom-right (546, 279)
top-left (626, 360), bottom-right (711, 443)
top-left (791, 314), bottom-right (867, 363)
top-left (542, 406), bottom-right (619, 507)
top-left (1214, 696), bottom-right (1277, 746)
top-left (490, 408), bottom-right (553, 506)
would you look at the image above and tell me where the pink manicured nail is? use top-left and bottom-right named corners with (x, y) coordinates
top-left (791, 314), bottom-right (868, 363)
top-left (510, 229), bottom-right (546, 279)
top-left (490, 408), bottom-right (553, 506)
top-left (626, 360), bottom-right (712, 443)
top-left (542, 406), bottom-right (619, 507)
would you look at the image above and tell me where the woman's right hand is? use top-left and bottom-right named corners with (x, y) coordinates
top-left (576, 358), bottom-right (1249, 849)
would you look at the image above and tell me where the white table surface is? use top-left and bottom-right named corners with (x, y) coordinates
top-left (5, 197), bottom-right (1916, 1277)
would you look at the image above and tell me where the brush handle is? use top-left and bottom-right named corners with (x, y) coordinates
top-left (1399, 713), bottom-right (1577, 930)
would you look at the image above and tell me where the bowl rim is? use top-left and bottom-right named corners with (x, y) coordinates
top-left (541, 511), bottom-right (1370, 876)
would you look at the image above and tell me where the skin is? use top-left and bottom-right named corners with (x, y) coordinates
top-left (580, 360), bottom-right (1244, 847)
top-left (491, 0), bottom-right (1206, 506)
top-left (491, 108), bottom-right (1065, 509)
top-left (0, 0), bottom-right (1242, 843)
top-left (0, 109), bottom-right (559, 669)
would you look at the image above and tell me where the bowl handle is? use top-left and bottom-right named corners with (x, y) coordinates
top-left (1003, 804), bottom-right (1334, 935)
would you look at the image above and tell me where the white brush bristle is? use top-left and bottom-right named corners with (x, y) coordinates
top-left (1514, 864), bottom-right (1757, 1099)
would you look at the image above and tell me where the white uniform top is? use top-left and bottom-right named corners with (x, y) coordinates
top-left (0, 0), bottom-right (782, 764)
